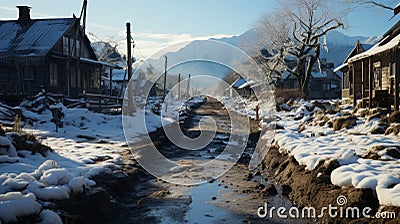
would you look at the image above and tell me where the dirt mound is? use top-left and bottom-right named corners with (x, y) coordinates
top-left (263, 145), bottom-right (399, 223)
top-left (333, 116), bottom-right (357, 131)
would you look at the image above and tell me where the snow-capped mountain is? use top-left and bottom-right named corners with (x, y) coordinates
top-left (152, 29), bottom-right (380, 72)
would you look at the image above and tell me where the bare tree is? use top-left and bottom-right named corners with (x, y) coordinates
top-left (344, 0), bottom-right (399, 16)
top-left (344, 0), bottom-right (397, 10)
top-left (256, 0), bottom-right (343, 98)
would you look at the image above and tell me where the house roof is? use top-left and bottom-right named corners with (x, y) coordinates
top-left (232, 77), bottom-right (247, 88)
top-left (282, 70), bottom-right (329, 80)
top-left (348, 19), bottom-right (400, 63)
top-left (334, 42), bottom-right (374, 72)
top-left (0, 18), bottom-right (77, 58)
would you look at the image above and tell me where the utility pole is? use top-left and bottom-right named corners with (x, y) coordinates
top-left (178, 73), bottom-right (181, 100)
top-left (186, 74), bottom-right (191, 97)
top-left (126, 22), bottom-right (134, 114)
top-left (163, 56), bottom-right (167, 101)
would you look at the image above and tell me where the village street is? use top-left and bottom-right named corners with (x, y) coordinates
top-left (115, 97), bottom-right (299, 224)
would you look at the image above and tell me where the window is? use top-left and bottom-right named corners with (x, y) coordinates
top-left (323, 83), bottom-right (330, 91)
top-left (23, 66), bottom-right (35, 81)
top-left (75, 40), bottom-right (80, 57)
top-left (0, 67), bottom-right (9, 81)
top-left (374, 62), bottom-right (382, 89)
top-left (63, 36), bottom-right (69, 56)
top-left (63, 36), bottom-right (80, 57)
top-left (50, 63), bottom-right (58, 86)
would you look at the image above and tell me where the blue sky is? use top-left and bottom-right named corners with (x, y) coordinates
top-left (0, 0), bottom-right (398, 57)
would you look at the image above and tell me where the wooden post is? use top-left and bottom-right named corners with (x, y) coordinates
top-left (109, 67), bottom-right (113, 96)
top-left (187, 74), bottom-right (191, 97)
top-left (352, 64), bottom-right (356, 107)
top-left (395, 48), bottom-right (400, 111)
top-left (178, 73), bottom-right (180, 100)
top-left (126, 22), bottom-right (134, 114)
top-left (361, 60), bottom-right (365, 107)
top-left (369, 58), bottom-right (373, 108)
top-left (163, 56), bottom-right (167, 101)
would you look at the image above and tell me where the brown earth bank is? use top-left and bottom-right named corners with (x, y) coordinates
top-left (263, 145), bottom-right (400, 224)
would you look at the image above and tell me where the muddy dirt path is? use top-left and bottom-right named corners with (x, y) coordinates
top-left (116, 97), bottom-right (301, 224)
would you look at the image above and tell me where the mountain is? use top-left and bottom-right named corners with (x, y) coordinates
top-left (319, 30), bottom-right (380, 67)
top-left (135, 29), bottom-right (379, 80)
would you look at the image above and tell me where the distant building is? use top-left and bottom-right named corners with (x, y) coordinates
top-left (336, 20), bottom-right (400, 110)
top-left (0, 6), bottom-right (109, 102)
top-left (281, 59), bottom-right (341, 99)
top-left (227, 77), bottom-right (255, 98)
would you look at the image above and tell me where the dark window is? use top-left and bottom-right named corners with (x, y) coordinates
top-left (50, 63), bottom-right (58, 86)
top-left (23, 66), bottom-right (35, 81)
top-left (63, 36), bottom-right (69, 56)
top-left (0, 67), bottom-right (9, 81)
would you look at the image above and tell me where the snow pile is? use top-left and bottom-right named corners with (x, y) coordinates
top-left (0, 136), bottom-right (19, 164)
top-left (273, 99), bottom-right (400, 206)
top-left (0, 159), bottom-right (96, 221)
top-left (0, 192), bottom-right (41, 223)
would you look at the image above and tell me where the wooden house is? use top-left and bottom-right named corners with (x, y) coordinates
top-left (340, 19), bottom-right (400, 110)
top-left (334, 42), bottom-right (373, 100)
top-left (0, 6), bottom-right (105, 102)
top-left (282, 59), bottom-right (341, 99)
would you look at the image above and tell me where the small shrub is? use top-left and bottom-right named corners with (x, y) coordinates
top-left (14, 134), bottom-right (53, 156)
top-left (274, 88), bottom-right (306, 105)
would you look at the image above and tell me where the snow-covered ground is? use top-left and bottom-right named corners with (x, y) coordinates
top-left (274, 100), bottom-right (400, 207)
top-left (0, 94), bottom-right (204, 223)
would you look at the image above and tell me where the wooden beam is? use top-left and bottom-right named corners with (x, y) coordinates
top-left (369, 58), bottom-right (373, 109)
top-left (352, 64), bottom-right (356, 107)
top-left (361, 60), bottom-right (365, 107)
top-left (395, 48), bottom-right (400, 111)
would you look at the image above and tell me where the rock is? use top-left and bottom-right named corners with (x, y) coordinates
top-left (371, 122), bottom-right (389, 134)
top-left (387, 111), bottom-right (400, 123)
top-left (257, 183), bottom-right (266, 190)
top-left (76, 134), bottom-right (96, 141)
top-left (386, 147), bottom-right (400, 159)
top-left (385, 123), bottom-right (400, 135)
top-left (0, 126), bottom-right (5, 136)
top-left (263, 184), bottom-right (278, 196)
top-left (332, 116), bottom-right (357, 131)
top-left (282, 184), bottom-right (292, 197)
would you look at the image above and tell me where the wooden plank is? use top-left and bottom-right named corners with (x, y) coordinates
top-left (369, 58), bottom-right (373, 108)
top-left (395, 48), bottom-right (400, 111)
top-left (352, 64), bottom-right (356, 107)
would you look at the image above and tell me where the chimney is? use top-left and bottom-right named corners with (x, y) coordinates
top-left (17, 6), bottom-right (31, 21)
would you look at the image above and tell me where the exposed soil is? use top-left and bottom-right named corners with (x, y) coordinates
top-left (263, 145), bottom-right (400, 223)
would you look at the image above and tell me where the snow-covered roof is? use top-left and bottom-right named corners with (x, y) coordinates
top-left (0, 18), bottom-right (76, 58)
top-left (282, 70), bottom-right (328, 79)
top-left (80, 58), bottom-right (122, 68)
top-left (333, 63), bottom-right (348, 73)
top-left (349, 24), bottom-right (400, 63)
top-left (232, 78), bottom-right (247, 88)
top-left (343, 20), bottom-right (400, 64)
top-left (238, 79), bottom-right (256, 89)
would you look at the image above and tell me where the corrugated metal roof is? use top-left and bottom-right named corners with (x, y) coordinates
top-left (0, 18), bottom-right (76, 58)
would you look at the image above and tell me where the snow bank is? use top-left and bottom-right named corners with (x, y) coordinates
top-left (273, 100), bottom-right (400, 206)
top-left (38, 210), bottom-right (63, 224)
top-left (0, 192), bottom-right (41, 223)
